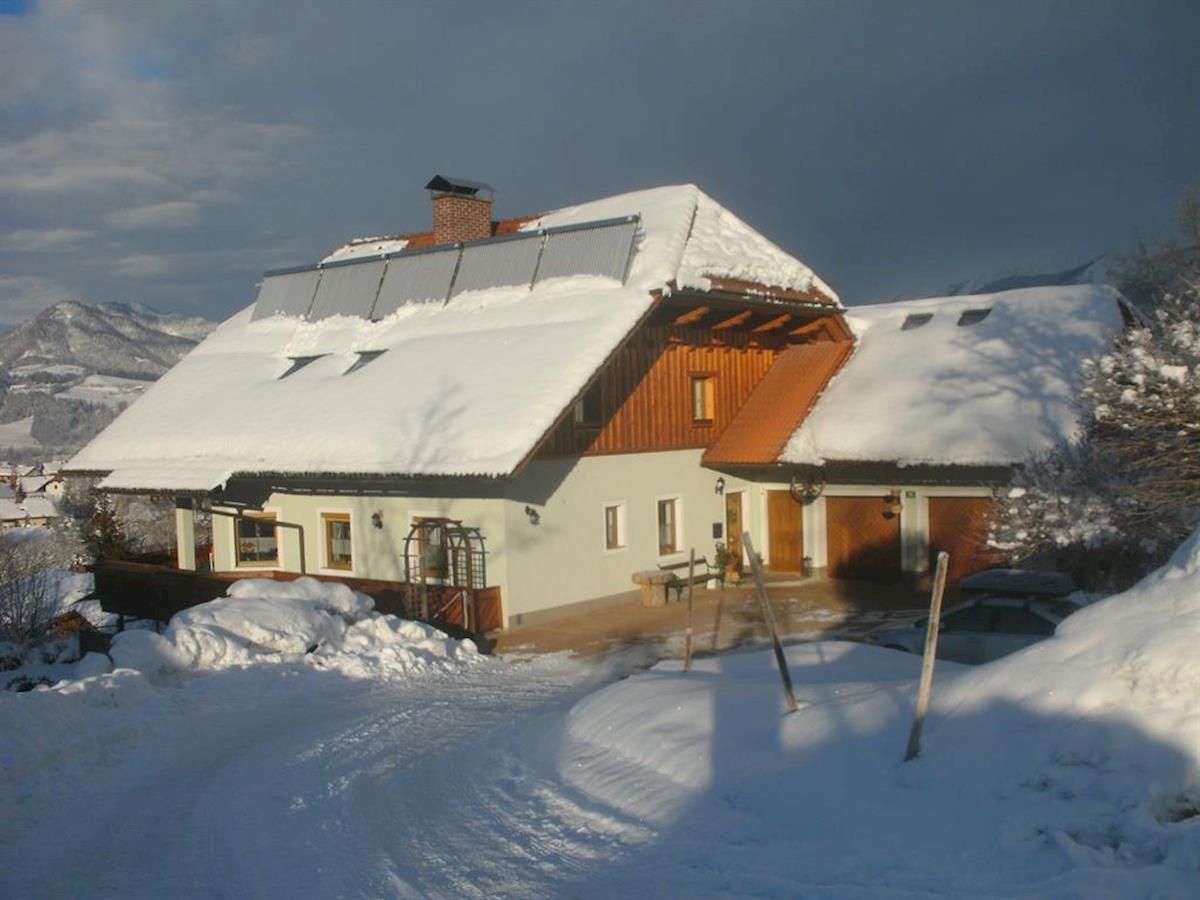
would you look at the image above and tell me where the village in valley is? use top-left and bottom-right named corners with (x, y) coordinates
top-left (1, 3), bottom-right (1198, 898)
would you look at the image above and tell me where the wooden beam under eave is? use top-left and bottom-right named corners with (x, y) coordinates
top-left (752, 313), bottom-right (793, 333)
top-left (788, 314), bottom-right (853, 342)
top-left (788, 320), bottom-right (831, 339)
top-left (712, 310), bottom-right (753, 330)
top-left (674, 305), bottom-right (710, 325)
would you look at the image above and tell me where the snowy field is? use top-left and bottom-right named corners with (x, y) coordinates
top-left (0, 415), bottom-right (39, 449)
top-left (55, 373), bottom-right (153, 408)
top-left (3, 542), bottom-right (1199, 897)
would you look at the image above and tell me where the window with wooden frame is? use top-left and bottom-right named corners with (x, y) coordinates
top-left (691, 374), bottom-right (715, 423)
top-left (574, 381), bottom-right (602, 428)
top-left (603, 502), bottom-right (626, 551)
top-left (322, 512), bottom-right (352, 571)
top-left (657, 497), bottom-right (680, 556)
top-left (235, 512), bottom-right (278, 566)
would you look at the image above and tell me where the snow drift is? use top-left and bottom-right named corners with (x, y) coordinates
top-left (109, 576), bottom-right (478, 680)
top-left (553, 530), bottom-right (1200, 895)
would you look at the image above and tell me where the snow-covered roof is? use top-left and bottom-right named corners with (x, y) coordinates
top-left (780, 285), bottom-right (1126, 468)
top-left (68, 185), bottom-right (836, 490)
top-left (323, 236), bottom-right (410, 263)
top-left (0, 496), bottom-right (60, 522)
top-left (18, 475), bottom-right (51, 494)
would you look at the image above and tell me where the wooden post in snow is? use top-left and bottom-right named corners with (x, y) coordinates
top-left (683, 547), bottom-right (696, 672)
top-left (904, 551), bottom-right (950, 762)
top-left (742, 532), bottom-right (799, 713)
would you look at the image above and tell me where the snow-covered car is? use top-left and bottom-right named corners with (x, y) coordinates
top-left (871, 569), bottom-right (1083, 664)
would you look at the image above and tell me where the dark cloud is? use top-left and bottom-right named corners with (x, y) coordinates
top-left (0, 0), bottom-right (1197, 324)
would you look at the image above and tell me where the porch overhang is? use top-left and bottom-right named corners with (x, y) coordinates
top-left (704, 460), bottom-right (1015, 487)
top-left (93, 465), bottom-right (233, 495)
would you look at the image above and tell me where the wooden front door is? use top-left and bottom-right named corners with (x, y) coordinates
top-left (825, 495), bottom-right (902, 579)
top-left (725, 492), bottom-right (744, 564)
top-left (928, 497), bottom-right (999, 584)
top-left (767, 490), bottom-right (804, 571)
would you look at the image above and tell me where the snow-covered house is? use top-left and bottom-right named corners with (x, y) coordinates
top-left (0, 495), bottom-right (62, 529)
top-left (66, 178), bottom-right (847, 628)
top-left (65, 177), bottom-right (1126, 629)
top-left (705, 285), bottom-right (1127, 584)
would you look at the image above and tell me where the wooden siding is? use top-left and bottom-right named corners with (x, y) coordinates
top-left (703, 341), bottom-right (855, 465)
top-left (538, 325), bottom-right (784, 457)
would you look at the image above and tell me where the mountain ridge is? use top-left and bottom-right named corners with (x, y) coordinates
top-left (0, 301), bottom-right (215, 457)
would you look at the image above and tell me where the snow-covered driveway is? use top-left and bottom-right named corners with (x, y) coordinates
top-left (2, 651), bottom-right (637, 899)
top-left (7, 529), bottom-right (1200, 900)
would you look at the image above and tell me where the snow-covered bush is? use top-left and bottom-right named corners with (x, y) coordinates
top-left (993, 271), bottom-right (1200, 584)
top-left (0, 523), bottom-right (86, 643)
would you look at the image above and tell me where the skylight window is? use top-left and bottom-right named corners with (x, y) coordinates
top-left (901, 313), bottom-right (933, 331)
top-left (279, 355), bottom-right (326, 379)
top-left (957, 308), bottom-right (992, 327)
top-left (344, 350), bottom-right (386, 374)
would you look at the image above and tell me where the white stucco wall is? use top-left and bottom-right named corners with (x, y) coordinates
top-left (210, 450), bottom-right (755, 628)
top-left (207, 464), bottom-right (991, 629)
top-left (500, 450), bottom-right (754, 624)
top-left (212, 492), bottom-right (510, 602)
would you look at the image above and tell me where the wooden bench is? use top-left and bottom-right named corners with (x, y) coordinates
top-left (659, 556), bottom-right (721, 601)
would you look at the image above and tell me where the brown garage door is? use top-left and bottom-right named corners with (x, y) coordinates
top-left (928, 497), bottom-right (999, 584)
top-left (826, 495), bottom-right (901, 580)
top-left (767, 490), bottom-right (804, 570)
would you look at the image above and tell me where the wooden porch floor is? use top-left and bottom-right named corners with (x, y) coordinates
top-left (493, 572), bottom-right (953, 658)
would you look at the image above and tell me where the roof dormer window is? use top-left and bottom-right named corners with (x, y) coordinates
top-left (344, 350), bottom-right (386, 375)
top-left (279, 355), bottom-right (326, 379)
top-left (957, 308), bottom-right (992, 327)
top-left (901, 313), bottom-right (933, 331)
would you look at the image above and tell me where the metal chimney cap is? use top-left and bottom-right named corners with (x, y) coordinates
top-left (425, 175), bottom-right (495, 198)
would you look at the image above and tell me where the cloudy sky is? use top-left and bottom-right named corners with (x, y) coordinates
top-left (0, 1), bottom-right (1197, 325)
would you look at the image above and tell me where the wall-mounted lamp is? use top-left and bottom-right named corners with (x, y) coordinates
top-left (714, 477), bottom-right (726, 496)
top-left (524, 505), bottom-right (541, 526)
top-left (881, 491), bottom-right (903, 519)
top-left (371, 510), bottom-right (384, 529)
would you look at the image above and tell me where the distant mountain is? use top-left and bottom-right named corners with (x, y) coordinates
top-left (0, 301), bottom-right (215, 458)
top-left (0, 301), bottom-right (213, 381)
top-left (941, 257), bottom-right (1101, 298)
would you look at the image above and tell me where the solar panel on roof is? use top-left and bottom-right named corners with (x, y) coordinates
top-left (249, 214), bottom-right (643, 323)
top-left (451, 234), bottom-right (543, 296)
top-left (534, 218), bottom-right (637, 284)
top-left (250, 269), bottom-right (321, 321)
top-left (308, 259), bottom-right (386, 321)
top-left (371, 248), bottom-right (459, 318)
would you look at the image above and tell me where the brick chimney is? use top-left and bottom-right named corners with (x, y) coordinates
top-left (425, 175), bottom-right (494, 245)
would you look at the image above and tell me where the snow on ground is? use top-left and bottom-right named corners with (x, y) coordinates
top-left (3, 540), bottom-right (1199, 897)
top-left (0, 415), bottom-right (40, 449)
top-left (109, 576), bottom-right (479, 681)
top-left (56, 373), bottom-right (153, 408)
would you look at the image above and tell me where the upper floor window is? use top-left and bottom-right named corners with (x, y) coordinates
top-left (691, 375), bottom-right (715, 423)
top-left (236, 512), bottom-right (278, 566)
top-left (322, 512), bottom-right (352, 570)
top-left (574, 381), bottom-right (602, 427)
